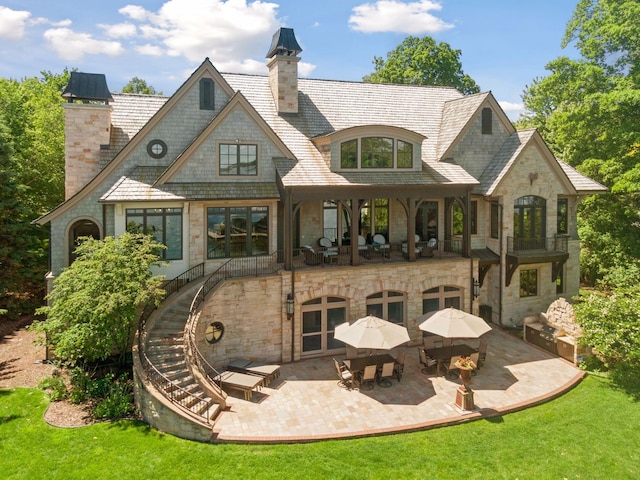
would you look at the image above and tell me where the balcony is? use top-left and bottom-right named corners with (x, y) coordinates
top-left (506, 235), bottom-right (569, 286)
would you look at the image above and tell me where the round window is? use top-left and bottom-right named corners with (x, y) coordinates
top-left (205, 321), bottom-right (224, 344)
top-left (147, 139), bottom-right (167, 159)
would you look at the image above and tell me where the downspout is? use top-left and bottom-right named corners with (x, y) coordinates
top-left (290, 268), bottom-right (295, 363)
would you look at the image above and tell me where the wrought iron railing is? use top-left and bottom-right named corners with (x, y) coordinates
top-left (507, 236), bottom-right (569, 253)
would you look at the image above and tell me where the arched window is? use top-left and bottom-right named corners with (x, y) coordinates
top-left (301, 296), bottom-right (348, 355)
top-left (68, 219), bottom-right (100, 264)
top-left (514, 196), bottom-right (546, 249)
top-left (422, 286), bottom-right (462, 314)
top-left (366, 291), bottom-right (406, 325)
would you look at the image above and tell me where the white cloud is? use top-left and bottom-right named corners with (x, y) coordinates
top-left (136, 43), bottom-right (165, 56)
top-left (349, 0), bottom-right (453, 34)
top-left (99, 22), bottom-right (137, 39)
top-left (121, 0), bottom-right (281, 63)
top-left (298, 61), bottom-right (316, 77)
top-left (0, 6), bottom-right (31, 40)
top-left (43, 28), bottom-right (124, 61)
top-left (498, 101), bottom-right (524, 112)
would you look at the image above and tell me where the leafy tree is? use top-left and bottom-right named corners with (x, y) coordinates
top-left (0, 116), bottom-right (47, 318)
top-left (519, 0), bottom-right (640, 285)
top-left (122, 77), bottom-right (161, 95)
top-left (32, 233), bottom-right (166, 365)
top-left (363, 36), bottom-right (481, 95)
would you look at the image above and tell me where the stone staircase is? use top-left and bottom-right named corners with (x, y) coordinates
top-left (144, 282), bottom-right (222, 424)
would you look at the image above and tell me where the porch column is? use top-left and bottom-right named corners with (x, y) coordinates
top-left (464, 190), bottom-right (471, 258)
top-left (406, 199), bottom-right (418, 261)
top-left (347, 199), bottom-right (361, 265)
top-left (284, 189), bottom-right (293, 270)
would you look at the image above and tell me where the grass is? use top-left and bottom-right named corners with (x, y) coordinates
top-left (1, 375), bottom-right (638, 479)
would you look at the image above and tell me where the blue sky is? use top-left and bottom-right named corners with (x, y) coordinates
top-left (0, 1), bottom-right (580, 119)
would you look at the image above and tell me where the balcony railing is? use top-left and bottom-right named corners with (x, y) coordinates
top-left (507, 236), bottom-right (569, 254)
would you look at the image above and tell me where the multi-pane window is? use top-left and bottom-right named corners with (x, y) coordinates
top-left (207, 206), bottom-right (268, 258)
top-left (340, 139), bottom-right (357, 168)
top-left (520, 269), bottom-right (538, 297)
top-left (422, 286), bottom-right (462, 314)
top-left (340, 137), bottom-right (413, 169)
top-left (452, 200), bottom-right (476, 236)
top-left (397, 140), bottom-right (413, 168)
top-left (126, 208), bottom-right (183, 260)
top-left (360, 198), bottom-right (389, 239)
top-left (514, 195), bottom-right (546, 249)
top-left (301, 297), bottom-right (347, 355)
top-left (219, 144), bottom-right (257, 176)
top-left (557, 198), bottom-right (568, 235)
top-left (200, 78), bottom-right (214, 110)
top-left (366, 291), bottom-right (406, 325)
top-left (362, 137), bottom-right (393, 168)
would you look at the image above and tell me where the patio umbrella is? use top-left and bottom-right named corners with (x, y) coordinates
top-left (417, 307), bottom-right (491, 338)
top-left (334, 315), bottom-right (410, 350)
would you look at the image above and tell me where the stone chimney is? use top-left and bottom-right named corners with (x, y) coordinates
top-left (61, 72), bottom-right (113, 199)
top-left (266, 28), bottom-right (302, 114)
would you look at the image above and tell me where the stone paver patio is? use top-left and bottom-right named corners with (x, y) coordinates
top-left (211, 328), bottom-right (583, 443)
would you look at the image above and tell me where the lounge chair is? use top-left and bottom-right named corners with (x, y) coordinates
top-left (333, 358), bottom-right (354, 389)
top-left (318, 237), bottom-right (338, 263)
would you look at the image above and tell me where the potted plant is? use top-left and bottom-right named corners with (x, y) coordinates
top-left (454, 355), bottom-right (477, 392)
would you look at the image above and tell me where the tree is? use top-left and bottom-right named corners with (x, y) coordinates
top-left (122, 77), bottom-right (161, 95)
top-left (519, 0), bottom-right (640, 285)
top-left (363, 36), bottom-right (480, 95)
top-left (32, 233), bottom-right (166, 365)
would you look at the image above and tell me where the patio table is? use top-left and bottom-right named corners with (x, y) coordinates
top-left (227, 359), bottom-right (281, 386)
top-left (213, 370), bottom-right (264, 401)
top-left (425, 344), bottom-right (478, 376)
top-left (343, 353), bottom-right (395, 379)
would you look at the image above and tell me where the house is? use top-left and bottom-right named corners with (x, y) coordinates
top-left (36, 28), bottom-right (605, 434)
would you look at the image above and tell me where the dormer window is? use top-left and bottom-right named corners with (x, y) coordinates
top-left (339, 137), bottom-right (413, 170)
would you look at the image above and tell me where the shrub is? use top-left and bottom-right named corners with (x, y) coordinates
top-left (38, 374), bottom-right (67, 401)
top-left (93, 372), bottom-right (135, 420)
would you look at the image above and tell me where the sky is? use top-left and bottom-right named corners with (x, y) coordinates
top-left (0, 0), bottom-right (581, 119)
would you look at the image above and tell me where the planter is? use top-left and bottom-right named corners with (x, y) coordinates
top-left (456, 364), bottom-right (474, 392)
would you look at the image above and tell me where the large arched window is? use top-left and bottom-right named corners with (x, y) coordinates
top-left (68, 219), bottom-right (100, 264)
top-left (366, 291), bottom-right (406, 325)
top-left (514, 196), bottom-right (546, 249)
top-left (301, 296), bottom-right (347, 355)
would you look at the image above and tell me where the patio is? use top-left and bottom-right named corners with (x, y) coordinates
top-left (211, 328), bottom-right (584, 443)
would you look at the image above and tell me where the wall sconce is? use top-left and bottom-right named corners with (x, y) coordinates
top-left (286, 293), bottom-right (295, 319)
top-left (529, 172), bottom-right (539, 185)
top-left (473, 278), bottom-right (480, 299)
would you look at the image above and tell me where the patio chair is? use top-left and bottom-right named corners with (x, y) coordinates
top-left (372, 233), bottom-right (390, 257)
top-left (441, 337), bottom-right (453, 347)
top-left (377, 361), bottom-right (395, 388)
top-left (470, 352), bottom-right (480, 376)
top-left (357, 235), bottom-right (369, 257)
top-left (477, 340), bottom-right (488, 368)
top-left (393, 350), bottom-right (406, 380)
top-left (419, 348), bottom-right (437, 374)
top-left (333, 358), bottom-right (354, 389)
top-left (401, 234), bottom-right (423, 257)
top-left (302, 245), bottom-right (321, 265)
top-left (345, 345), bottom-right (363, 359)
top-left (423, 335), bottom-right (437, 350)
top-left (443, 355), bottom-right (460, 379)
top-left (318, 237), bottom-right (338, 263)
top-left (359, 364), bottom-right (377, 390)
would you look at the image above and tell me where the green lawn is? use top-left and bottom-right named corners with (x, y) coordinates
top-left (1, 375), bottom-right (637, 479)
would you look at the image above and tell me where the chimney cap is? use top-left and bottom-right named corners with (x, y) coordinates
top-left (265, 27), bottom-right (302, 58)
top-left (62, 72), bottom-right (113, 103)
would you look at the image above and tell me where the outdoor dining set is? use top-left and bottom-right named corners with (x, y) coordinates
top-left (333, 307), bottom-right (491, 390)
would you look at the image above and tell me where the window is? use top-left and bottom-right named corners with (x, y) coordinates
top-left (520, 269), bottom-right (538, 297)
top-left (147, 139), bottom-right (167, 159)
top-left (360, 198), bottom-right (389, 240)
top-left (556, 264), bottom-right (564, 294)
top-left (557, 198), bottom-right (568, 235)
top-left (471, 201), bottom-right (477, 235)
top-left (481, 108), bottom-right (492, 134)
top-left (207, 206), bottom-right (268, 258)
top-left (452, 202), bottom-right (464, 236)
top-left (417, 201), bottom-right (438, 241)
top-left (301, 296), bottom-right (347, 355)
top-left (200, 78), bottom-right (215, 110)
top-left (491, 202), bottom-right (499, 239)
top-left (68, 219), bottom-right (100, 264)
top-left (339, 137), bottom-right (414, 169)
top-left (126, 208), bottom-right (183, 260)
top-left (514, 196), bottom-right (546, 249)
top-left (362, 137), bottom-right (393, 168)
top-left (366, 291), bottom-right (406, 325)
top-left (422, 286), bottom-right (462, 314)
top-left (323, 200), bottom-right (338, 242)
top-left (340, 139), bottom-right (357, 169)
top-left (219, 143), bottom-right (257, 176)
top-left (397, 140), bottom-right (413, 168)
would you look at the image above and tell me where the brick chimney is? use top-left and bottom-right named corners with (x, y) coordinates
top-left (266, 28), bottom-right (302, 114)
top-left (61, 72), bottom-right (113, 199)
